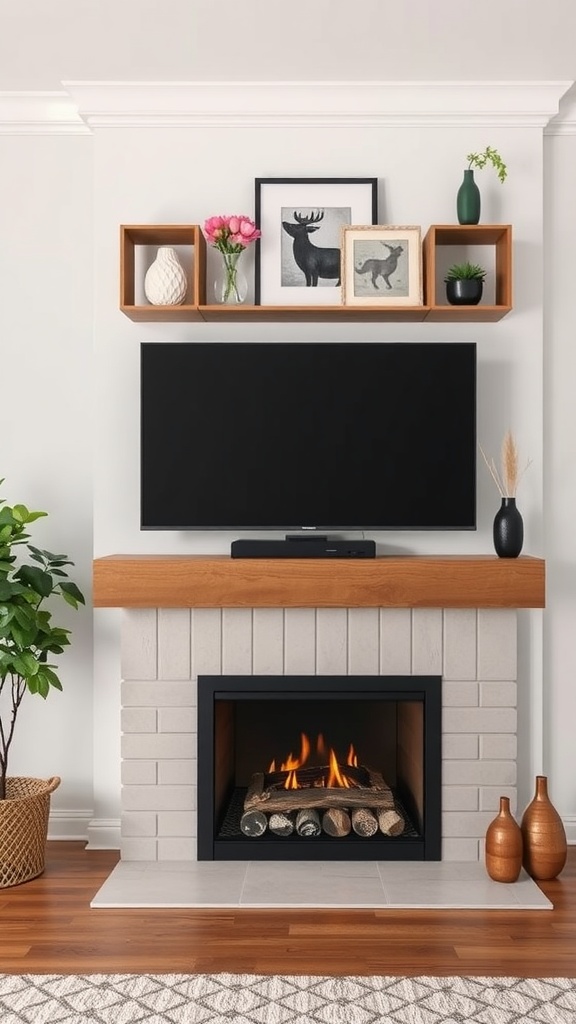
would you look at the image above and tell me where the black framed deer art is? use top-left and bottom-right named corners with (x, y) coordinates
top-left (255, 177), bottom-right (378, 306)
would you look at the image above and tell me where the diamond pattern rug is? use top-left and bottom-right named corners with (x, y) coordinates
top-left (1, 973), bottom-right (575, 1023)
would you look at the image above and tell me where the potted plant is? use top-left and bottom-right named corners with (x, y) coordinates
top-left (0, 481), bottom-right (85, 887)
top-left (457, 145), bottom-right (507, 224)
top-left (444, 261), bottom-right (486, 305)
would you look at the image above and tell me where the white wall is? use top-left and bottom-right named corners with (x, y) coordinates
top-left (543, 131), bottom-right (576, 839)
top-left (0, 135), bottom-right (94, 833)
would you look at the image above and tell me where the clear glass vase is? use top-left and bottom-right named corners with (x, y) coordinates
top-left (214, 250), bottom-right (248, 305)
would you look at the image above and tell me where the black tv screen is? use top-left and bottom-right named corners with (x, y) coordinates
top-left (140, 341), bottom-right (476, 531)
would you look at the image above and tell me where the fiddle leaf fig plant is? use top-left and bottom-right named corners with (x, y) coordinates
top-left (0, 481), bottom-right (85, 800)
top-left (467, 146), bottom-right (507, 184)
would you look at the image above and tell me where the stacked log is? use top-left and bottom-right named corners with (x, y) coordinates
top-left (378, 808), bottom-right (405, 836)
top-left (296, 808), bottom-right (322, 837)
top-left (239, 764), bottom-right (407, 839)
top-left (269, 812), bottom-right (294, 837)
top-left (351, 807), bottom-right (379, 837)
top-left (322, 808), bottom-right (352, 837)
top-left (240, 809), bottom-right (267, 837)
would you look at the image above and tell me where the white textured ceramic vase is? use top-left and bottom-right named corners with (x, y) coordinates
top-left (144, 246), bottom-right (187, 305)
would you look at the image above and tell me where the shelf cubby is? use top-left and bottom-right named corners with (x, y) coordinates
top-left (120, 224), bottom-right (206, 322)
top-left (422, 224), bottom-right (512, 322)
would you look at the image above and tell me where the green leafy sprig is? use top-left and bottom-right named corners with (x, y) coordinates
top-left (467, 146), bottom-right (507, 184)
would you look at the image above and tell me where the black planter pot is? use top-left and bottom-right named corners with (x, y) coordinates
top-left (493, 497), bottom-right (524, 558)
top-left (446, 279), bottom-right (483, 306)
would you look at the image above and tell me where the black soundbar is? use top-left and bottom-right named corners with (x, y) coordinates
top-left (231, 537), bottom-right (376, 559)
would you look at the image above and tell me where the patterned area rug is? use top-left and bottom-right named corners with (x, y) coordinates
top-left (1, 973), bottom-right (575, 1023)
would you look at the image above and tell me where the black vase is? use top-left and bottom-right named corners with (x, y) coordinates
top-left (457, 169), bottom-right (481, 225)
top-left (493, 498), bottom-right (524, 558)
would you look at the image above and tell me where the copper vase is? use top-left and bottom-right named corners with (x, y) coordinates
top-left (520, 775), bottom-right (567, 880)
top-left (485, 796), bottom-right (523, 882)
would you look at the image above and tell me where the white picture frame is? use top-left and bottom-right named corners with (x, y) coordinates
top-left (341, 225), bottom-right (423, 307)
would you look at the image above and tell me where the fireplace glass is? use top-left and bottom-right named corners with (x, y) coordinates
top-left (197, 675), bottom-right (441, 861)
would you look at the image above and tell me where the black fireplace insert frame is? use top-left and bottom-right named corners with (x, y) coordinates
top-left (197, 675), bottom-right (442, 861)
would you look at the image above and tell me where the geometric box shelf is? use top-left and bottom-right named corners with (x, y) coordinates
top-left (423, 224), bottom-right (512, 323)
top-left (120, 224), bottom-right (206, 322)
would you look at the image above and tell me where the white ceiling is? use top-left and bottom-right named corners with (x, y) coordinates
top-left (1, 0), bottom-right (575, 90)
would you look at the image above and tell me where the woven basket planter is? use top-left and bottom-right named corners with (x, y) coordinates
top-left (0, 776), bottom-right (60, 888)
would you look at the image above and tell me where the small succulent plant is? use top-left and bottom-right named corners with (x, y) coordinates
top-left (445, 261), bottom-right (486, 283)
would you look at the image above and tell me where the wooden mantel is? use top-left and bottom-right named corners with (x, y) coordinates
top-left (92, 554), bottom-right (545, 609)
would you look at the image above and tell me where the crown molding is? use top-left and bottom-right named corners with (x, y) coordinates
top-left (62, 80), bottom-right (573, 129)
top-left (0, 91), bottom-right (88, 135)
top-left (545, 84), bottom-right (576, 135)
top-left (1, 81), bottom-right (573, 133)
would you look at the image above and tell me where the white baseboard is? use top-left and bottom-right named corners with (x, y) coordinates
top-left (47, 808), bottom-right (93, 841)
top-left (563, 816), bottom-right (576, 845)
top-left (85, 817), bottom-right (121, 849)
top-left (47, 812), bottom-right (121, 849)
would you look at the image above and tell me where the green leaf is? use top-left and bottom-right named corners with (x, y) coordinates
top-left (60, 582), bottom-right (85, 607)
top-left (12, 605), bottom-right (35, 628)
top-left (40, 665), bottom-right (62, 691)
top-left (36, 674), bottom-right (50, 698)
top-left (0, 579), bottom-right (26, 600)
top-left (13, 652), bottom-right (40, 677)
top-left (15, 565), bottom-right (54, 598)
top-left (11, 504), bottom-right (29, 523)
top-left (24, 510), bottom-right (48, 524)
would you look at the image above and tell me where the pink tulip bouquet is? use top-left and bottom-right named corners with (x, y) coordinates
top-left (203, 215), bottom-right (261, 304)
top-left (203, 214), bottom-right (261, 255)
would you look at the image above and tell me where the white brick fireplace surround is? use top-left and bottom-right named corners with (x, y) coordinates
top-left (120, 605), bottom-right (517, 863)
top-left (94, 555), bottom-right (546, 864)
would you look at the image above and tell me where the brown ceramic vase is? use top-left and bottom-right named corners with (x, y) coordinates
top-left (485, 796), bottom-right (523, 883)
top-left (520, 775), bottom-right (567, 880)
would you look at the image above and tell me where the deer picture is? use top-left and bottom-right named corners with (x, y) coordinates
top-left (355, 242), bottom-right (404, 289)
top-left (282, 210), bottom-right (341, 286)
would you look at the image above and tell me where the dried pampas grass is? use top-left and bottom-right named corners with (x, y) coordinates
top-left (479, 430), bottom-right (531, 497)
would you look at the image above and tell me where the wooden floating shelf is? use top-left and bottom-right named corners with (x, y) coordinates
top-left (92, 554), bottom-right (545, 609)
top-left (119, 223), bottom-right (513, 324)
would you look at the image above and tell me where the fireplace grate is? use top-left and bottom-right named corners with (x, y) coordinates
top-left (217, 787), bottom-right (420, 842)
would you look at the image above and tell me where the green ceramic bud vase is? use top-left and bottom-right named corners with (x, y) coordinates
top-left (457, 169), bottom-right (481, 225)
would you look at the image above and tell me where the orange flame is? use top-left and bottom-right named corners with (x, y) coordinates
top-left (269, 732), bottom-right (359, 790)
top-left (281, 732), bottom-right (311, 789)
top-left (327, 747), bottom-right (351, 788)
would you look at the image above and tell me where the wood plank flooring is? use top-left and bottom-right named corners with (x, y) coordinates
top-left (0, 842), bottom-right (574, 976)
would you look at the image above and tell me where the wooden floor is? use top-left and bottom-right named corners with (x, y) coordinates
top-left (0, 842), bottom-right (575, 977)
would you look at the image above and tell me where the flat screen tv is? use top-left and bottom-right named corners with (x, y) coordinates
top-left (140, 341), bottom-right (476, 532)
